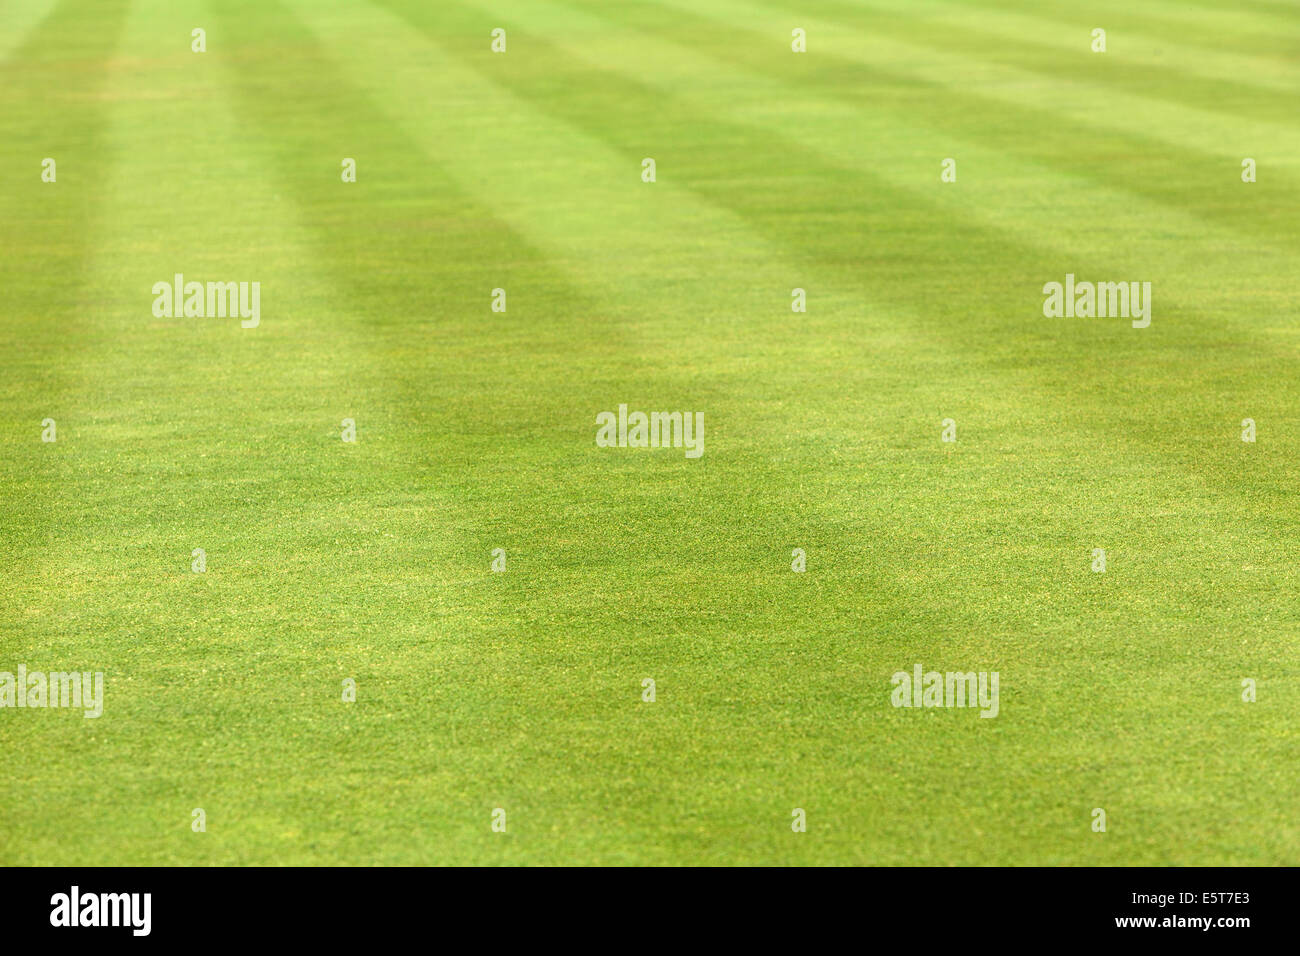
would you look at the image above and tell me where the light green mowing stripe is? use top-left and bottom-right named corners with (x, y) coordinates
top-left (0, 0), bottom-right (134, 865)
top-left (0, 0), bottom-right (61, 62)
top-left (0, 0), bottom-right (131, 586)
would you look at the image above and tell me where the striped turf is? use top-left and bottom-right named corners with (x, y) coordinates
top-left (0, 0), bottom-right (1295, 865)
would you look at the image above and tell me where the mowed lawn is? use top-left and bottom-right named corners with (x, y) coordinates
top-left (1, 0), bottom-right (1296, 866)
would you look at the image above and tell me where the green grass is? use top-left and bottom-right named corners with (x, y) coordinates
top-left (1, 0), bottom-right (1296, 865)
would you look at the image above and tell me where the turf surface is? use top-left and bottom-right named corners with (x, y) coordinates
top-left (1, 0), bottom-right (1296, 865)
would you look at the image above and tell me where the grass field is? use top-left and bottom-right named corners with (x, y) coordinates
top-left (1, 0), bottom-right (1297, 866)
